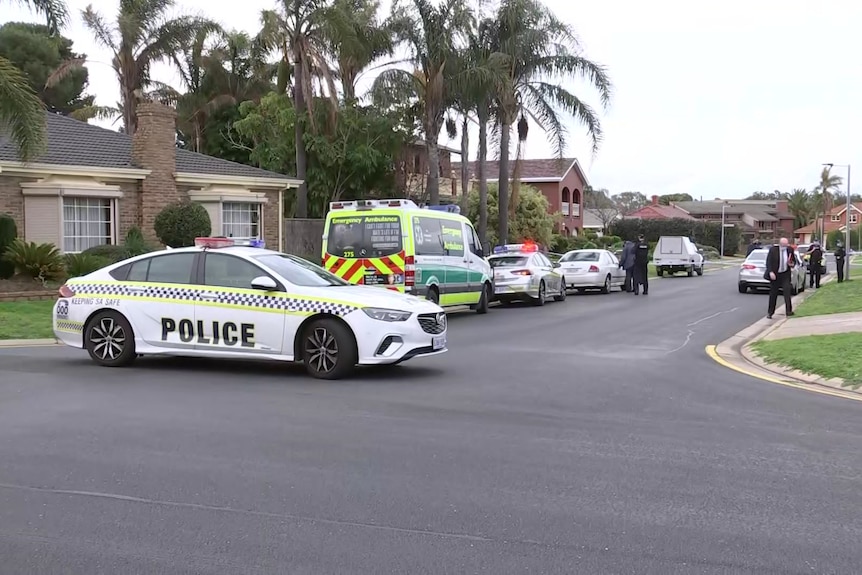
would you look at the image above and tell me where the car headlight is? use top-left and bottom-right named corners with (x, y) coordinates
top-left (362, 307), bottom-right (412, 322)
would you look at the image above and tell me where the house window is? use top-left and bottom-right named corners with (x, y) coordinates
top-left (222, 202), bottom-right (261, 238)
top-left (63, 197), bottom-right (114, 253)
top-left (851, 214), bottom-right (858, 224)
top-left (831, 215), bottom-right (840, 222)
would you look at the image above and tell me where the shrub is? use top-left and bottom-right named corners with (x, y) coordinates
top-left (2, 240), bottom-right (64, 282)
top-left (0, 213), bottom-right (17, 279)
top-left (81, 227), bottom-right (157, 264)
top-left (465, 184), bottom-right (558, 247)
top-left (154, 202), bottom-right (211, 247)
top-left (550, 234), bottom-right (571, 254)
top-left (123, 226), bottom-right (154, 256)
top-left (570, 237), bottom-right (597, 250)
top-left (64, 253), bottom-right (112, 278)
top-left (82, 244), bottom-right (129, 263)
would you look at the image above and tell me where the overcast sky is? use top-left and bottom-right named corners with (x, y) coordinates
top-left (4, 0), bottom-right (861, 199)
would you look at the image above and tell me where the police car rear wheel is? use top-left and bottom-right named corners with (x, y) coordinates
top-left (533, 281), bottom-right (546, 306)
top-left (302, 319), bottom-right (357, 380)
top-left (85, 311), bottom-right (136, 367)
top-left (554, 278), bottom-right (567, 301)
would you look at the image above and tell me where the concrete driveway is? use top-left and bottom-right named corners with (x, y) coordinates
top-left (2, 267), bottom-right (861, 574)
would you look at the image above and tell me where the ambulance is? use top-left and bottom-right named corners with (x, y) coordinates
top-left (322, 199), bottom-right (494, 313)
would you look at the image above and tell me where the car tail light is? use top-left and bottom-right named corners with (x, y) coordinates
top-left (404, 255), bottom-right (415, 287)
top-left (588, 265), bottom-right (600, 273)
top-left (742, 264), bottom-right (756, 270)
top-left (58, 284), bottom-right (75, 297)
top-left (511, 269), bottom-right (532, 276)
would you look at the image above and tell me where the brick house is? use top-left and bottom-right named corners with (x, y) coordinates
top-left (451, 158), bottom-right (588, 235)
top-left (625, 195), bottom-right (696, 220)
top-left (794, 202), bottom-right (862, 243)
top-left (671, 199), bottom-right (796, 241)
top-left (0, 102), bottom-right (299, 253)
top-left (396, 140), bottom-right (461, 200)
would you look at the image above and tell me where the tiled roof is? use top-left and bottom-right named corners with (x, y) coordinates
top-left (582, 208), bottom-right (604, 227)
top-left (795, 221), bottom-right (843, 234)
top-left (0, 112), bottom-right (293, 181)
top-left (452, 158), bottom-right (577, 181)
top-left (674, 200), bottom-right (793, 220)
top-left (626, 204), bottom-right (696, 220)
top-left (744, 210), bottom-right (777, 222)
top-left (829, 202), bottom-right (862, 214)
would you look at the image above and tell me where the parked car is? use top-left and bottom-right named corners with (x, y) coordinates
top-left (558, 249), bottom-right (626, 293)
top-left (738, 248), bottom-right (805, 294)
top-left (489, 242), bottom-right (567, 306)
top-left (653, 235), bottom-right (704, 277)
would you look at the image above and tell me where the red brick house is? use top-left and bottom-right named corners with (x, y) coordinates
top-left (672, 199), bottom-right (796, 240)
top-left (795, 202), bottom-right (862, 243)
top-left (0, 103), bottom-right (300, 253)
top-left (625, 195), bottom-right (696, 220)
top-left (396, 140), bottom-right (461, 200)
top-left (451, 158), bottom-right (588, 235)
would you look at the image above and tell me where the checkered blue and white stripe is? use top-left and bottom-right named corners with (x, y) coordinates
top-left (69, 283), bottom-right (360, 316)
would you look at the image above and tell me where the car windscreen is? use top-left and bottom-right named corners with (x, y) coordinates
top-left (746, 252), bottom-right (767, 262)
top-left (255, 254), bottom-right (349, 287)
top-left (489, 256), bottom-right (528, 268)
top-left (560, 251), bottom-right (599, 262)
top-left (326, 214), bottom-right (402, 258)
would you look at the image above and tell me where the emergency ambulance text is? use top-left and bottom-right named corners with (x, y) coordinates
top-left (161, 318), bottom-right (255, 347)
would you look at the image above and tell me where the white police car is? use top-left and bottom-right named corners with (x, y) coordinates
top-left (53, 237), bottom-right (448, 379)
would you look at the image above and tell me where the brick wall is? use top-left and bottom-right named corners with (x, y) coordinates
top-left (107, 180), bottom-right (142, 242)
top-left (132, 102), bottom-right (179, 244)
top-left (0, 175), bottom-right (28, 237)
top-left (260, 189), bottom-right (281, 250)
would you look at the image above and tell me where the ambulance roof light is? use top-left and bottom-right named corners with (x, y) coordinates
top-left (329, 199), bottom-right (418, 211)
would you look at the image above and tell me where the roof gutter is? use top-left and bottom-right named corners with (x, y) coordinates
top-left (175, 172), bottom-right (303, 189)
top-left (0, 161), bottom-right (150, 181)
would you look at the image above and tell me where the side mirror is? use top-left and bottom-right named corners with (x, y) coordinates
top-left (251, 275), bottom-right (278, 291)
top-left (553, 262), bottom-right (561, 268)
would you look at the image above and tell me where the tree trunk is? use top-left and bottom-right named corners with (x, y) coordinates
top-left (293, 52), bottom-right (308, 218)
top-left (122, 86), bottom-right (136, 135)
top-left (426, 138), bottom-right (441, 206)
top-left (477, 110), bottom-right (489, 248)
top-left (498, 122), bottom-right (511, 244)
top-left (459, 116), bottom-right (469, 213)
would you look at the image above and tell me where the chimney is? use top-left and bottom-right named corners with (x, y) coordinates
top-left (651, 195), bottom-right (659, 206)
top-left (132, 102), bottom-right (179, 243)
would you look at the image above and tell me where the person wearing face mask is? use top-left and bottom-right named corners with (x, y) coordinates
top-left (764, 237), bottom-right (796, 319)
top-left (835, 241), bottom-right (846, 283)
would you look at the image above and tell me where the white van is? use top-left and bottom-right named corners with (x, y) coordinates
top-left (653, 236), bottom-right (704, 277)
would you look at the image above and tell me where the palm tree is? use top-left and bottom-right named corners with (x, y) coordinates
top-left (0, 0), bottom-right (69, 162)
top-left (489, 0), bottom-right (612, 243)
top-left (81, 0), bottom-right (217, 135)
top-left (786, 188), bottom-right (811, 230)
top-left (371, 0), bottom-right (474, 206)
top-left (258, 0), bottom-right (342, 218)
top-left (816, 166), bottom-right (843, 240)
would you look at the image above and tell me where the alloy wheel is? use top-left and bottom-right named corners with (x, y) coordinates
top-left (89, 318), bottom-right (126, 361)
top-left (305, 327), bottom-right (338, 373)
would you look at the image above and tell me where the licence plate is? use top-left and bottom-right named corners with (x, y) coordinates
top-left (432, 335), bottom-right (446, 350)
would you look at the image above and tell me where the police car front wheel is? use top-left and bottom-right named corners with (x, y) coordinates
top-left (84, 311), bottom-right (136, 367)
top-left (302, 318), bottom-right (358, 380)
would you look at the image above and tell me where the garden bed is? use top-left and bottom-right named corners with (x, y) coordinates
top-left (0, 277), bottom-right (60, 302)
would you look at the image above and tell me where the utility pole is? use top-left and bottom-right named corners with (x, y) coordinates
top-left (720, 203), bottom-right (727, 258)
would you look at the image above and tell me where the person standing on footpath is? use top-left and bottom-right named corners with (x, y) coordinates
top-left (835, 241), bottom-right (847, 282)
top-left (620, 239), bottom-right (636, 292)
top-left (765, 237), bottom-right (796, 319)
top-left (807, 241), bottom-right (823, 289)
top-left (633, 234), bottom-right (650, 296)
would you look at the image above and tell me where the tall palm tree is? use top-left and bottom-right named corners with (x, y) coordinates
top-left (0, 0), bottom-right (68, 161)
top-left (816, 166), bottom-right (843, 240)
top-left (489, 0), bottom-right (612, 243)
top-left (325, 0), bottom-right (394, 103)
top-left (371, 0), bottom-right (474, 206)
top-left (786, 188), bottom-right (811, 230)
top-left (258, 0), bottom-right (342, 218)
top-left (81, 0), bottom-right (217, 135)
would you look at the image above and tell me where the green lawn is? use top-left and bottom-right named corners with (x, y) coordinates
top-left (792, 278), bottom-right (862, 317)
top-left (0, 300), bottom-right (56, 339)
top-left (751, 333), bottom-right (862, 388)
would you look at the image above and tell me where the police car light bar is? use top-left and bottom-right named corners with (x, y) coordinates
top-left (425, 204), bottom-right (461, 214)
top-left (492, 241), bottom-right (540, 254)
top-left (329, 199), bottom-right (419, 211)
top-left (194, 237), bottom-right (266, 249)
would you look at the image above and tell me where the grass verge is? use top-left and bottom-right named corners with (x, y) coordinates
top-left (0, 300), bottom-right (56, 340)
top-left (792, 278), bottom-right (862, 317)
top-left (751, 333), bottom-right (862, 388)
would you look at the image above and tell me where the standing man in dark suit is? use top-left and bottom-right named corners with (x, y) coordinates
top-left (765, 237), bottom-right (796, 319)
top-left (835, 241), bottom-right (846, 283)
top-left (632, 234), bottom-right (650, 295)
top-left (620, 239), bottom-right (636, 292)
top-left (808, 241), bottom-right (823, 289)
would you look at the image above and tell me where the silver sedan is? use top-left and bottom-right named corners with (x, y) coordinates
top-left (489, 245), bottom-right (566, 306)
top-left (738, 248), bottom-right (806, 294)
top-left (558, 249), bottom-right (626, 294)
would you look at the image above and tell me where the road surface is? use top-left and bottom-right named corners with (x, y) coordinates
top-left (1, 266), bottom-right (860, 574)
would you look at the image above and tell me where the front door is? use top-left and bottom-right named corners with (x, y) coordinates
top-left (120, 252), bottom-right (199, 351)
top-left (194, 252), bottom-right (286, 355)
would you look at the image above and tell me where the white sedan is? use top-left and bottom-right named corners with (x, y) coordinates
top-left (52, 238), bottom-right (448, 380)
top-left (558, 249), bottom-right (626, 293)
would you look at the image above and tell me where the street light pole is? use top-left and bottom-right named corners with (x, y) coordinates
top-left (720, 203), bottom-right (726, 258)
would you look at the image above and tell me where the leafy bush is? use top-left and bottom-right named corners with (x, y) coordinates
top-left (64, 253), bottom-right (112, 278)
top-left (2, 240), bottom-right (64, 282)
top-left (82, 244), bottom-right (129, 262)
top-left (81, 227), bottom-right (157, 264)
top-left (549, 234), bottom-right (571, 254)
top-left (569, 237), bottom-right (597, 250)
top-left (466, 184), bottom-right (558, 247)
top-left (610, 218), bottom-right (741, 256)
top-left (154, 202), bottom-right (211, 247)
top-left (0, 213), bottom-right (17, 279)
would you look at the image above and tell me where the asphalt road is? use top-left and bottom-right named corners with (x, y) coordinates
top-left (2, 265), bottom-right (862, 574)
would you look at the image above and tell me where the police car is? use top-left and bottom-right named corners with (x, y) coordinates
top-left (52, 237), bottom-right (449, 379)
